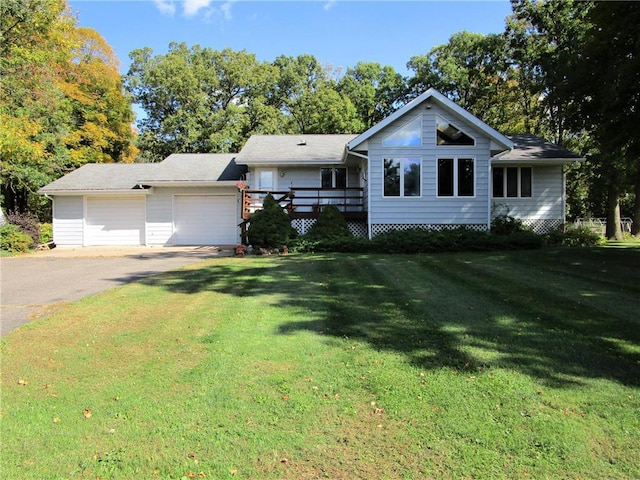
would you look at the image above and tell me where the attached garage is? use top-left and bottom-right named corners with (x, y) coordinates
top-left (173, 195), bottom-right (237, 245)
top-left (85, 196), bottom-right (146, 246)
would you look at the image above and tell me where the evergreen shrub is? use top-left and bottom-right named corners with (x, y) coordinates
top-left (247, 194), bottom-right (297, 248)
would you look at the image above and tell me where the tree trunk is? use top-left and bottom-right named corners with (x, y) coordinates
top-left (632, 164), bottom-right (640, 237)
top-left (605, 184), bottom-right (623, 240)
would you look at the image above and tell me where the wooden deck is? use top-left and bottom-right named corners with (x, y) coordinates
top-left (241, 187), bottom-right (366, 221)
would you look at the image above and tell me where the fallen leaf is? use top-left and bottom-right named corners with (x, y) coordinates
top-left (17, 379), bottom-right (28, 386)
top-left (53, 417), bottom-right (60, 423)
top-left (229, 470), bottom-right (238, 476)
top-left (83, 409), bottom-right (92, 419)
top-left (280, 458), bottom-right (288, 464)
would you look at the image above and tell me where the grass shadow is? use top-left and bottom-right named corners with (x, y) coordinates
top-left (140, 247), bottom-right (640, 387)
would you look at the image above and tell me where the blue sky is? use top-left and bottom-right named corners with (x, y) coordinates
top-left (69, 0), bottom-right (513, 77)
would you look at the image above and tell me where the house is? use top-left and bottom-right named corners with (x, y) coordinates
top-left (39, 89), bottom-right (583, 247)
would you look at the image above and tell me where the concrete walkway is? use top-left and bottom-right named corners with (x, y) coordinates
top-left (0, 246), bottom-right (233, 336)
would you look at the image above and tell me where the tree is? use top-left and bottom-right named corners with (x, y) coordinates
top-left (567, 1), bottom-right (640, 238)
top-left (337, 62), bottom-right (406, 129)
top-left (125, 44), bottom-right (278, 162)
top-left (407, 31), bottom-right (521, 133)
top-left (1, 0), bottom-right (136, 216)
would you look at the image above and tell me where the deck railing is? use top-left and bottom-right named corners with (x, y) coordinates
top-left (241, 187), bottom-right (365, 220)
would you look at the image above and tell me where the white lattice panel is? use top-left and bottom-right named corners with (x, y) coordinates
top-left (371, 224), bottom-right (487, 236)
top-left (522, 219), bottom-right (562, 234)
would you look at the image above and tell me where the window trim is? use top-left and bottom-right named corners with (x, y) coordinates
top-left (492, 166), bottom-right (533, 198)
top-left (436, 116), bottom-right (476, 147)
top-left (321, 167), bottom-right (347, 189)
top-left (382, 116), bottom-right (422, 148)
top-left (382, 157), bottom-right (422, 198)
top-left (436, 157), bottom-right (476, 198)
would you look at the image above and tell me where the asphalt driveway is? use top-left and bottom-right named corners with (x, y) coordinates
top-left (0, 246), bottom-right (233, 336)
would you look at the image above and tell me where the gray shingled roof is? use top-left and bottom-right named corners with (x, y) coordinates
top-left (139, 154), bottom-right (246, 183)
top-left (39, 164), bottom-right (156, 193)
top-left (494, 134), bottom-right (583, 163)
top-left (237, 134), bottom-right (358, 165)
top-left (39, 154), bottom-right (244, 193)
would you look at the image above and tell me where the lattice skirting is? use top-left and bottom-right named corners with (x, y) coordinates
top-left (291, 219), bottom-right (368, 238)
top-left (521, 219), bottom-right (563, 234)
top-left (370, 224), bottom-right (488, 236)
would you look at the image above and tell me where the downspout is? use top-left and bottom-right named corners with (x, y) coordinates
top-left (487, 157), bottom-right (493, 231)
top-left (346, 150), bottom-right (371, 239)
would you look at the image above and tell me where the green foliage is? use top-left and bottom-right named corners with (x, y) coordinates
top-left (490, 214), bottom-right (530, 235)
top-left (305, 205), bottom-right (352, 240)
top-left (0, 223), bottom-right (33, 253)
top-left (545, 225), bottom-right (605, 247)
top-left (5, 210), bottom-right (40, 246)
top-left (39, 222), bottom-right (53, 243)
top-left (247, 194), bottom-right (297, 248)
top-left (292, 227), bottom-right (543, 254)
top-left (0, 0), bottom-right (136, 217)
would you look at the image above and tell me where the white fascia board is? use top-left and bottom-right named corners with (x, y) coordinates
top-left (240, 159), bottom-right (345, 166)
top-left (140, 181), bottom-right (238, 187)
top-left (39, 189), bottom-right (153, 196)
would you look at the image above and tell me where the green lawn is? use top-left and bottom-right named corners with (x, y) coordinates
top-left (2, 246), bottom-right (639, 479)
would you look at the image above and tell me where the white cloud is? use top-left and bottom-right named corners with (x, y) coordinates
top-left (220, 1), bottom-right (233, 21)
top-left (323, 0), bottom-right (336, 11)
top-left (183, 0), bottom-right (213, 17)
top-left (154, 0), bottom-right (176, 17)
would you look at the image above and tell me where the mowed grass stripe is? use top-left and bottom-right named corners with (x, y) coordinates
top-left (1, 250), bottom-right (639, 479)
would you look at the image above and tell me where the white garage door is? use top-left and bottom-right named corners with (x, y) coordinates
top-left (85, 196), bottom-right (145, 246)
top-left (174, 195), bottom-right (237, 245)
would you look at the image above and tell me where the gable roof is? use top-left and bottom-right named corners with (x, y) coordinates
top-left (493, 134), bottom-right (584, 164)
top-left (39, 154), bottom-right (244, 194)
top-left (347, 88), bottom-right (513, 154)
top-left (237, 134), bottom-right (357, 166)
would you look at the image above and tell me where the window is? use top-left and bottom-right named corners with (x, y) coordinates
top-left (492, 167), bottom-right (532, 198)
top-left (258, 170), bottom-right (274, 190)
top-left (384, 158), bottom-right (421, 197)
top-left (382, 116), bottom-right (422, 147)
top-left (438, 158), bottom-right (475, 197)
top-left (321, 168), bottom-right (347, 188)
top-left (436, 117), bottom-right (474, 146)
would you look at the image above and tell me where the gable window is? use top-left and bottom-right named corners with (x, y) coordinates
top-left (321, 168), bottom-right (347, 189)
top-left (436, 117), bottom-right (474, 146)
top-left (437, 158), bottom-right (475, 197)
top-left (382, 116), bottom-right (422, 147)
top-left (384, 158), bottom-right (421, 197)
top-left (492, 166), bottom-right (532, 198)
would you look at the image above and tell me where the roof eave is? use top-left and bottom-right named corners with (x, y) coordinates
top-left (491, 157), bottom-right (585, 165)
top-left (38, 188), bottom-right (154, 196)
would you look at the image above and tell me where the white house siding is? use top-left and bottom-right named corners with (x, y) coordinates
top-left (52, 196), bottom-right (84, 246)
top-left (145, 187), bottom-right (240, 246)
top-left (492, 165), bottom-right (564, 232)
top-left (367, 105), bottom-right (491, 233)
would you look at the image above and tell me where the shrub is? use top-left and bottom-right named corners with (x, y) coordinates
top-left (491, 214), bottom-right (529, 235)
top-left (5, 211), bottom-right (40, 247)
top-left (39, 223), bottom-right (53, 244)
top-left (0, 223), bottom-right (33, 253)
top-left (306, 205), bottom-right (352, 240)
top-left (247, 194), bottom-right (297, 249)
top-left (545, 226), bottom-right (605, 247)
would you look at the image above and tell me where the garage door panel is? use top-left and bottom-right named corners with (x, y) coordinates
top-left (86, 197), bottom-right (145, 246)
top-left (174, 195), bottom-right (236, 245)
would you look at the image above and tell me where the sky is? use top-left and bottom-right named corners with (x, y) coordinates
top-left (68, 0), bottom-right (514, 78)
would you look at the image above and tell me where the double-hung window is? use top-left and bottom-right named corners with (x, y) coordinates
top-left (492, 166), bottom-right (532, 198)
top-left (383, 158), bottom-right (421, 197)
top-left (321, 168), bottom-right (347, 189)
top-left (437, 158), bottom-right (475, 197)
